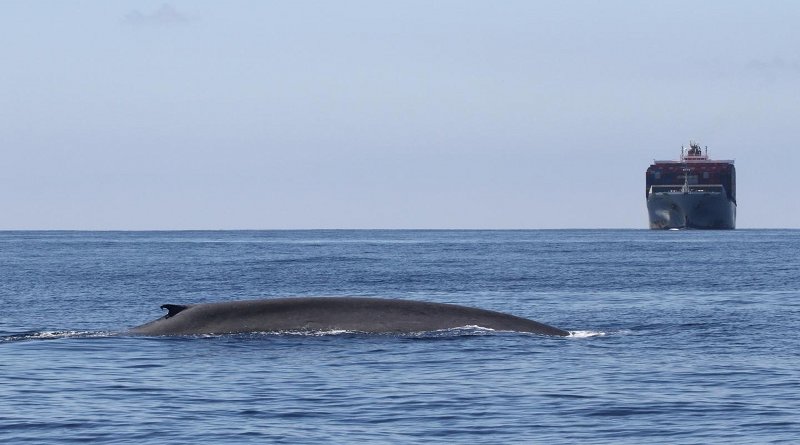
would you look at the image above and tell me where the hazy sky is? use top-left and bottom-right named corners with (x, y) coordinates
top-left (2, 1), bottom-right (798, 229)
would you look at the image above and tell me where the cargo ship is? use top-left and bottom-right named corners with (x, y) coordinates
top-left (645, 142), bottom-right (736, 229)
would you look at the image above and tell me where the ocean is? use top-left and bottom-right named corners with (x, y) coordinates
top-left (1, 230), bottom-right (798, 444)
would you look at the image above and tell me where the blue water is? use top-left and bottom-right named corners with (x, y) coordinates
top-left (1, 230), bottom-right (798, 444)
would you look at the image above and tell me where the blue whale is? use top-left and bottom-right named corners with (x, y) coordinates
top-left (129, 297), bottom-right (569, 336)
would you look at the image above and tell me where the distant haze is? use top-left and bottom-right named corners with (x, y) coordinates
top-left (2, 1), bottom-right (798, 229)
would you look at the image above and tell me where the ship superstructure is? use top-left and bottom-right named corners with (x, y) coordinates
top-left (645, 142), bottom-right (736, 229)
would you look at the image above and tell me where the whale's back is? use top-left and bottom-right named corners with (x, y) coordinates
top-left (129, 297), bottom-right (569, 336)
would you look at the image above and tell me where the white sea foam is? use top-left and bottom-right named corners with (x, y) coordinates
top-left (260, 329), bottom-right (361, 337)
top-left (250, 326), bottom-right (501, 337)
top-left (289, 329), bottom-right (355, 336)
top-left (568, 330), bottom-right (606, 338)
top-left (189, 330), bottom-right (360, 338)
top-left (33, 330), bottom-right (115, 339)
top-left (445, 325), bottom-right (496, 332)
top-left (1, 330), bottom-right (115, 343)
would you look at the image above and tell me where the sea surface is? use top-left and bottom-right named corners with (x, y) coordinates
top-left (1, 230), bottom-right (798, 444)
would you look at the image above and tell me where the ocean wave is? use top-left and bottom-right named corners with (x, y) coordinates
top-left (1, 330), bottom-right (115, 343)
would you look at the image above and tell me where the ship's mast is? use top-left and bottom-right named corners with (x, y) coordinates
top-left (681, 166), bottom-right (690, 193)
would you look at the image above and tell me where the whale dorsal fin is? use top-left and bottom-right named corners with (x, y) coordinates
top-left (161, 304), bottom-right (189, 319)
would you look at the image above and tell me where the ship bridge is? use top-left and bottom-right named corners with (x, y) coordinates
top-left (654, 141), bottom-right (734, 165)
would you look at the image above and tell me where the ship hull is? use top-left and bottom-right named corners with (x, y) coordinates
top-left (647, 192), bottom-right (736, 230)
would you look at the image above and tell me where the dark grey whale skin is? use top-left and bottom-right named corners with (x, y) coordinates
top-left (129, 297), bottom-right (569, 336)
